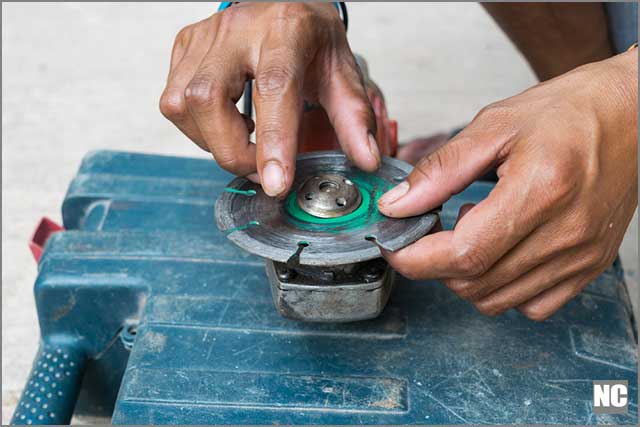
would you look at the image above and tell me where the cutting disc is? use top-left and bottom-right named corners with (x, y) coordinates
top-left (215, 151), bottom-right (439, 266)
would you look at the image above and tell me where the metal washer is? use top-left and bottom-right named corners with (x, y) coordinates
top-left (296, 173), bottom-right (362, 218)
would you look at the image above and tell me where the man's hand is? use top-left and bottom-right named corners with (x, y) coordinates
top-left (378, 50), bottom-right (638, 321)
top-left (160, 2), bottom-right (379, 197)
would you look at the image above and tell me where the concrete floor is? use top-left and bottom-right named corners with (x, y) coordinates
top-left (2, 2), bottom-right (637, 423)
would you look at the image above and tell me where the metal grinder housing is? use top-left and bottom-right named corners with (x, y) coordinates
top-left (215, 151), bottom-right (439, 322)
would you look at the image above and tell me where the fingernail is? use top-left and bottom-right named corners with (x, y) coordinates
top-left (245, 173), bottom-right (260, 184)
top-left (368, 132), bottom-right (381, 166)
top-left (378, 181), bottom-right (410, 207)
top-left (262, 161), bottom-right (285, 196)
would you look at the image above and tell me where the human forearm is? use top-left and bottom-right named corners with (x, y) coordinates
top-left (482, 2), bottom-right (613, 80)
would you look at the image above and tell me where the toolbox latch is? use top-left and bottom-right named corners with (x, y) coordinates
top-left (29, 217), bottom-right (64, 262)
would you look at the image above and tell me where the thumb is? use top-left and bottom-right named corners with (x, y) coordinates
top-left (378, 131), bottom-right (504, 217)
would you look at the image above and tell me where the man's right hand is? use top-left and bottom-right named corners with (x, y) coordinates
top-left (160, 2), bottom-right (380, 197)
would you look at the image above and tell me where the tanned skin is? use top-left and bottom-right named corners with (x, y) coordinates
top-left (483, 2), bottom-right (613, 80)
top-left (161, 3), bottom-right (638, 320)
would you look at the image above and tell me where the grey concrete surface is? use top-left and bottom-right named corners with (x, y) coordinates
top-left (2, 2), bottom-right (637, 424)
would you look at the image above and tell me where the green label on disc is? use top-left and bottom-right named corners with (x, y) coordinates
top-left (284, 172), bottom-right (392, 233)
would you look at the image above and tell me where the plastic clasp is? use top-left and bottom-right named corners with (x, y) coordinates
top-left (29, 217), bottom-right (64, 262)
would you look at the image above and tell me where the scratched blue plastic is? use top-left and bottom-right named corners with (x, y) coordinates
top-left (12, 150), bottom-right (638, 424)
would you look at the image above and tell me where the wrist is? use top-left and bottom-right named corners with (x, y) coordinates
top-left (567, 51), bottom-right (638, 146)
top-left (594, 51), bottom-right (638, 142)
top-left (219, 2), bottom-right (347, 29)
top-left (608, 49), bottom-right (638, 111)
top-left (591, 50), bottom-right (638, 190)
top-left (310, 2), bottom-right (347, 29)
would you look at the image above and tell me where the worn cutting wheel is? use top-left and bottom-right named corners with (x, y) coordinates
top-left (215, 151), bottom-right (439, 266)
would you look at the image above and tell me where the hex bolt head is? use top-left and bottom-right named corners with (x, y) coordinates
top-left (322, 270), bottom-right (336, 281)
top-left (277, 268), bottom-right (296, 281)
top-left (364, 269), bottom-right (382, 283)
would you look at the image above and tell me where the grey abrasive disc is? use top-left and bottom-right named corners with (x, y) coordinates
top-left (215, 151), bottom-right (439, 266)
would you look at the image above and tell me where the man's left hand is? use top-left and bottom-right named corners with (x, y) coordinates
top-left (378, 49), bottom-right (638, 321)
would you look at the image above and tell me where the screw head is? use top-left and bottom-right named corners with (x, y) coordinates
top-left (364, 269), bottom-right (382, 283)
top-left (322, 270), bottom-right (336, 281)
top-left (277, 268), bottom-right (296, 281)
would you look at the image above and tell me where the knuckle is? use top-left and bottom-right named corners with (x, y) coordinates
top-left (256, 125), bottom-right (284, 143)
top-left (214, 153), bottom-right (242, 172)
top-left (413, 141), bottom-right (464, 187)
top-left (538, 160), bottom-right (576, 205)
top-left (255, 67), bottom-right (295, 97)
top-left (583, 244), bottom-right (609, 270)
top-left (218, 5), bottom-right (245, 25)
top-left (276, 2), bottom-right (313, 25)
top-left (547, 167), bottom-right (573, 196)
top-left (415, 150), bottom-right (446, 182)
top-left (186, 74), bottom-right (223, 110)
top-left (565, 212), bottom-right (597, 247)
top-left (159, 90), bottom-right (187, 121)
top-left (334, 98), bottom-right (376, 135)
top-left (475, 102), bottom-right (514, 123)
top-left (175, 24), bottom-right (194, 47)
top-left (453, 242), bottom-right (491, 277)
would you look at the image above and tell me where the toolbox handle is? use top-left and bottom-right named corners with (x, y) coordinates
top-left (11, 341), bottom-right (86, 425)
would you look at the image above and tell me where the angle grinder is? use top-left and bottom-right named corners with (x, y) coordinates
top-left (215, 151), bottom-right (439, 322)
top-left (216, 56), bottom-right (438, 322)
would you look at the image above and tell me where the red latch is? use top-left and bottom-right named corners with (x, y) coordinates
top-left (29, 217), bottom-right (64, 262)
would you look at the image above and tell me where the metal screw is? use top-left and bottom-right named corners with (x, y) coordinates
top-left (277, 268), bottom-right (296, 281)
top-left (319, 181), bottom-right (338, 192)
top-left (364, 269), bottom-right (382, 282)
top-left (322, 270), bottom-right (336, 281)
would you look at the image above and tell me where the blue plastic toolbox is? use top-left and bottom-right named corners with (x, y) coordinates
top-left (11, 150), bottom-right (638, 424)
